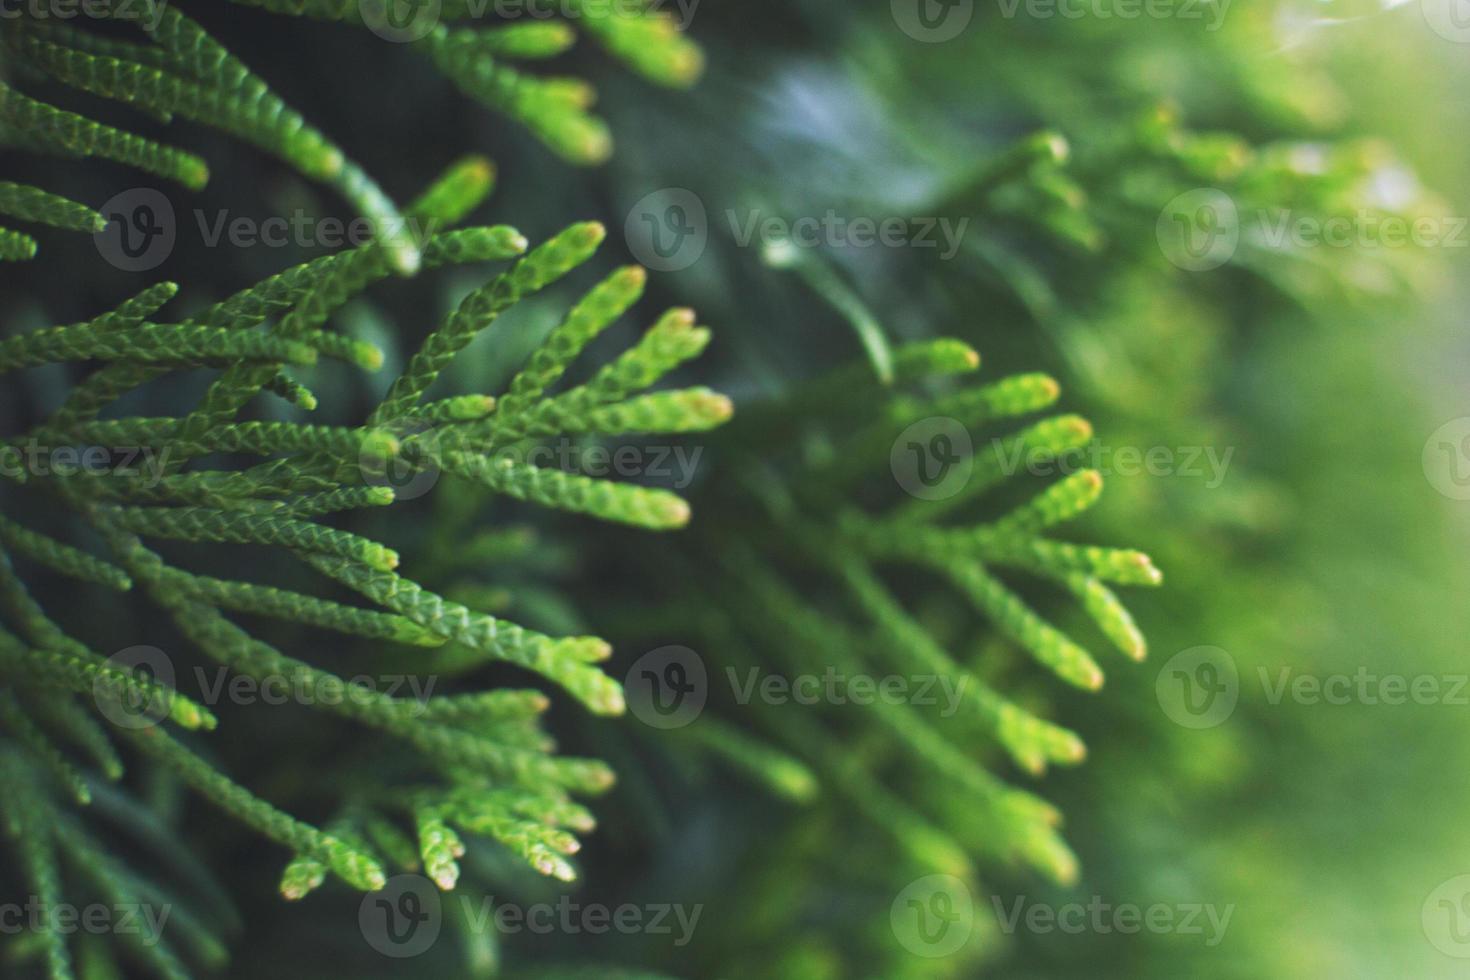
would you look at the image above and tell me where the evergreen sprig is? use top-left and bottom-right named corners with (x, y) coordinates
top-left (0, 0), bottom-right (703, 268)
top-left (620, 323), bottom-right (1161, 898)
top-left (0, 118), bottom-right (730, 971)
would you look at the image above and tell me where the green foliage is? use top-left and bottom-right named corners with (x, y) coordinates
top-left (0, 200), bottom-right (733, 968)
top-left (0, 5), bottom-right (734, 959)
top-left (625, 331), bottom-right (1160, 898)
top-left (0, 0), bottom-right (700, 270)
top-left (0, 3), bottom-right (1235, 978)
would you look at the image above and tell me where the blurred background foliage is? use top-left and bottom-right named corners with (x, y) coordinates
top-left (588, 4), bottom-right (1470, 978)
top-left (3, 1), bottom-right (1468, 978)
